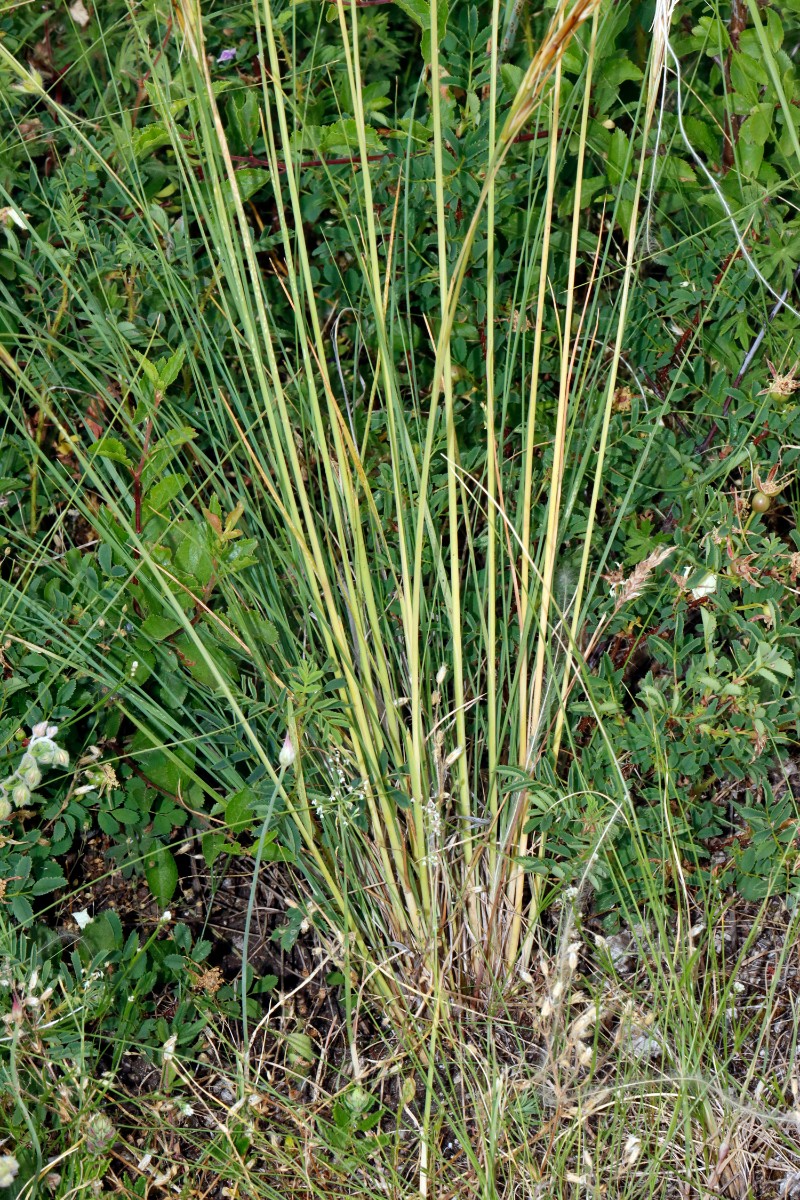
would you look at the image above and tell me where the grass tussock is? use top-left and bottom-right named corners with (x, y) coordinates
top-left (1, 0), bottom-right (800, 1192)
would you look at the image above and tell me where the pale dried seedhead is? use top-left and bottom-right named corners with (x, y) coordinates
top-left (759, 359), bottom-right (800, 400)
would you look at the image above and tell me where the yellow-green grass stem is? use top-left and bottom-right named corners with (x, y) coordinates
top-left (518, 11), bottom-right (599, 970)
top-left (485, 0), bottom-right (503, 900)
top-left (504, 49), bottom-right (564, 971)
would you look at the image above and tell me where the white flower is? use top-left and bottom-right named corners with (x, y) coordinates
top-left (0, 1155), bottom-right (19, 1188)
top-left (688, 570), bottom-right (717, 600)
top-left (0, 207), bottom-right (26, 230)
top-left (160, 910), bottom-right (172, 924)
top-left (623, 1135), bottom-right (642, 1166)
top-left (73, 909), bottom-right (93, 930)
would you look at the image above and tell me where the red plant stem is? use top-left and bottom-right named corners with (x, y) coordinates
top-left (132, 18), bottom-right (173, 129)
top-left (225, 128), bottom-right (550, 173)
top-left (132, 393), bottom-right (162, 536)
top-left (656, 251), bottom-right (739, 398)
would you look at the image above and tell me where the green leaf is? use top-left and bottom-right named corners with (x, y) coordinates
top-left (83, 911), bottom-right (122, 953)
top-left (156, 346), bottom-right (186, 390)
top-left (175, 529), bottom-right (215, 587)
top-left (202, 831), bottom-right (230, 868)
top-left (144, 847), bottom-right (179, 907)
top-left (393, 0), bottom-right (430, 27)
top-left (221, 168), bottom-right (271, 208)
top-left (11, 894), bottom-right (33, 926)
top-left (173, 629), bottom-right (236, 690)
top-left (321, 119), bottom-right (385, 156)
top-left (227, 91), bottom-right (261, 152)
top-left (92, 436), bottom-right (131, 467)
top-left (135, 353), bottom-right (161, 386)
top-left (129, 729), bottom-right (195, 794)
top-left (132, 125), bottom-right (172, 160)
top-left (606, 128), bottom-right (630, 185)
top-left (143, 473), bottom-right (188, 517)
top-left (31, 872), bottom-right (67, 895)
top-left (284, 1031), bottom-right (316, 1063)
top-left (500, 64), bottom-right (524, 94)
top-left (141, 613), bottom-right (184, 640)
top-left (225, 786), bottom-right (256, 833)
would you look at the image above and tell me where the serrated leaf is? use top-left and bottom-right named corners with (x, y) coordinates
top-left (156, 346), bottom-right (186, 390)
top-left (500, 63), bottom-right (524, 94)
top-left (175, 530), bottom-right (215, 587)
top-left (11, 894), bottom-right (33, 925)
top-left (143, 473), bottom-right (187, 516)
top-left (92, 436), bottom-right (131, 466)
top-left (31, 873), bottom-right (67, 895)
top-left (129, 729), bottom-right (195, 794)
top-left (285, 1031), bottom-right (316, 1062)
top-left (173, 629), bottom-right (236, 690)
top-left (192, 938), bottom-right (212, 962)
top-left (135, 353), bottom-right (161, 385)
top-left (133, 125), bottom-right (172, 160)
top-left (141, 613), bottom-right (184, 640)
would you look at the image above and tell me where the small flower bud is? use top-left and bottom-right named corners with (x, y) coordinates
top-left (0, 795), bottom-right (10, 820)
top-left (11, 783), bottom-right (30, 808)
top-left (20, 763), bottom-right (41, 789)
top-left (279, 735), bottom-right (296, 768)
top-left (84, 1112), bottom-right (117, 1154)
top-left (31, 721), bottom-right (49, 739)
